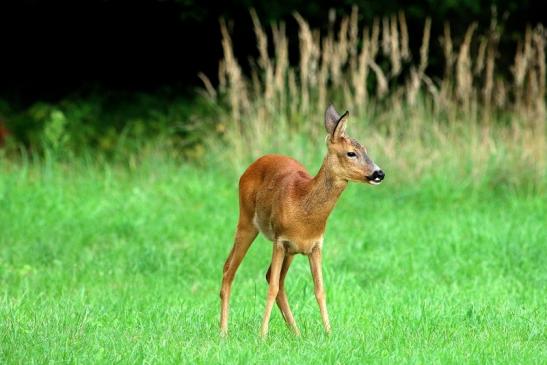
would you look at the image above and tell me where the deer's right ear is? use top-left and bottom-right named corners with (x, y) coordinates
top-left (324, 104), bottom-right (340, 136)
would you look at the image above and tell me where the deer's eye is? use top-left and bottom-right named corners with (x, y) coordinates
top-left (346, 151), bottom-right (357, 158)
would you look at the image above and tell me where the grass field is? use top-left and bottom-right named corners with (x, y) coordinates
top-left (1, 154), bottom-right (545, 364)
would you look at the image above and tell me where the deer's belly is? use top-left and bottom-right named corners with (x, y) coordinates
top-left (253, 212), bottom-right (324, 254)
top-left (278, 236), bottom-right (323, 255)
top-left (253, 212), bottom-right (276, 241)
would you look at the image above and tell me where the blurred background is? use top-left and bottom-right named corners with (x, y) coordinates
top-left (0, 1), bottom-right (544, 99)
top-left (0, 0), bottom-right (544, 174)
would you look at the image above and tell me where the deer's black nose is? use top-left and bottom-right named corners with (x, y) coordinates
top-left (373, 170), bottom-right (385, 180)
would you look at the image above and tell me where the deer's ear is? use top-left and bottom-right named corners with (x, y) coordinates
top-left (332, 110), bottom-right (349, 140)
top-left (324, 104), bottom-right (341, 135)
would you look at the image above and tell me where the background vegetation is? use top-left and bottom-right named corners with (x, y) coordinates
top-left (0, 0), bottom-right (545, 157)
top-left (0, 1), bottom-right (545, 363)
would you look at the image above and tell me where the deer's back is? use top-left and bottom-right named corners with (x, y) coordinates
top-left (238, 154), bottom-right (312, 241)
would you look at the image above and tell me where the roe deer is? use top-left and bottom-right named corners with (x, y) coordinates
top-left (219, 105), bottom-right (385, 337)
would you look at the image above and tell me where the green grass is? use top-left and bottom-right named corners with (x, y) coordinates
top-left (0, 155), bottom-right (545, 364)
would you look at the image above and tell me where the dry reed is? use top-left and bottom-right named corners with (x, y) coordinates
top-left (398, 11), bottom-right (410, 61)
top-left (205, 9), bottom-right (545, 186)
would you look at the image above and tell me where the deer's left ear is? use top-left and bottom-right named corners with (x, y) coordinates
top-left (325, 104), bottom-right (341, 135)
top-left (332, 110), bottom-right (349, 141)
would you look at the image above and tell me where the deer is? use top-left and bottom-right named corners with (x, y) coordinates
top-left (219, 105), bottom-right (385, 337)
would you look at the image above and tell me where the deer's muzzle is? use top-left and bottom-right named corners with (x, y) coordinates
top-left (366, 169), bottom-right (385, 185)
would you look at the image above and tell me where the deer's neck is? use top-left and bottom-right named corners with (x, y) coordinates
top-left (303, 156), bottom-right (348, 219)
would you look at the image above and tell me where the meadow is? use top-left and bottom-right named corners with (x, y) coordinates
top-left (1, 8), bottom-right (546, 364)
top-left (0, 150), bottom-right (545, 363)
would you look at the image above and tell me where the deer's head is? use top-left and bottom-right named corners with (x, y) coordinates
top-left (324, 105), bottom-right (384, 185)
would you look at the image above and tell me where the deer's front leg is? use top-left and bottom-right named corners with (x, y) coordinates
top-left (308, 245), bottom-right (331, 333)
top-left (260, 241), bottom-right (286, 337)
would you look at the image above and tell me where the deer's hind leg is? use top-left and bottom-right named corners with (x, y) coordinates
top-left (219, 216), bottom-right (258, 336)
top-left (266, 254), bottom-right (300, 335)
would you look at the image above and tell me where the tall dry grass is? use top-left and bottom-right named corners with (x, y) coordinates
top-left (199, 9), bottom-right (545, 189)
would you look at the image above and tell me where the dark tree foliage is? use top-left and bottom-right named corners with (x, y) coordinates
top-left (0, 0), bottom-right (543, 105)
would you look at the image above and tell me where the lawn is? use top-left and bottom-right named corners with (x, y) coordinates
top-left (0, 156), bottom-right (545, 364)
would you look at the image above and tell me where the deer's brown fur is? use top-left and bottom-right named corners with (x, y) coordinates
top-left (220, 105), bottom-right (384, 337)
